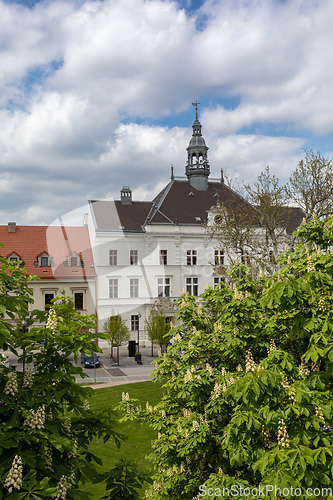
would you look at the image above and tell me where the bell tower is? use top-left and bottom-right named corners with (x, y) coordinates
top-left (185, 101), bottom-right (210, 191)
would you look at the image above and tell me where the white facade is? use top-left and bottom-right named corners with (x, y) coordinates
top-left (87, 202), bottom-right (227, 345)
top-left (88, 111), bottom-right (292, 346)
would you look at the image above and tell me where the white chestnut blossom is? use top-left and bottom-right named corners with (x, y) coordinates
top-left (45, 446), bottom-right (53, 471)
top-left (315, 406), bottom-right (329, 430)
top-left (277, 419), bottom-right (290, 448)
top-left (46, 307), bottom-right (57, 332)
top-left (245, 350), bottom-right (256, 372)
top-left (4, 371), bottom-right (18, 396)
top-left (55, 474), bottom-right (73, 500)
top-left (22, 365), bottom-right (36, 388)
top-left (4, 455), bottom-right (23, 493)
top-left (24, 405), bottom-right (46, 429)
top-left (63, 417), bottom-right (71, 435)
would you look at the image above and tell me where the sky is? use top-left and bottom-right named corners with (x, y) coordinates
top-left (1, 0), bottom-right (333, 225)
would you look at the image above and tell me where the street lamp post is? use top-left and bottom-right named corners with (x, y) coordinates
top-left (137, 312), bottom-right (142, 353)
top-left (21, 319), bottom-right (28, 372)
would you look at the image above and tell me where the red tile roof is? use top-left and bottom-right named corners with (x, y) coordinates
top-left (0, 225), bottom-right (96, 280)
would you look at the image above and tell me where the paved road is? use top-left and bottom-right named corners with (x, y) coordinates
top-left (76, 346), bottom-right (158, 385)
top-left (1, 346), bottom-right (159, 386)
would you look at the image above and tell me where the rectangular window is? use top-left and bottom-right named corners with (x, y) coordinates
top-left (70, 256), bottom-right (78, 267)
top-left (160, 250), bottom-right (168, 265)
top-left (214, 277), bottom-right (225, 287)
top-left (214, 249), bottom-right (224, 266)
top-left (45, 293), bottom-right (54, 308)
top-left (74, 292), bottom-right (84, 309)
top-left (131, 315), bottom-right (139, 331)
top-left (130, 278), bottom-right (139, 298)
top-left (9, 257), bottom-right (18, 262)
top-left (109, 250), bottom-right (117, 266)
top-left (41, 256), bottom-right (48, 267)
top-left (109, 279), bottom-right (118, 298)
top-left (130, 250), bottom-right (138, 265)
top-left (186, 277), bottom-right (198, 296)
top-left (187, 250), bottom-right (197, 265)
top-left (157, 277), bottom-right (170, 297)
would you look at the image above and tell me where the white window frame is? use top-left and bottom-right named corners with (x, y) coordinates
top-left (187, 250), bottom-right (197, 265)
top-left (109, 250), bottom-right (117, 266)
top-left (160, 250), bottom-right (168, 265)
top-left (109, 279), bottom-right (118, 298)
top-left (214, 276), bottom-right (224, 287)
top-left (186, 277), bottom-right (198, 296)
top-left (74, 291), bottom-right (84, 309)
top-left (214, 249), bottom-right (224, 266)
top-left (157, 277), bottom-right (171, 297)
top-left (130, 250), bottom-right (138, 265)
top-left (40, 254), bottom-right (50, 267)
top-left (69, 255), bottom-right (79, 267)
top-left (131, 315), bottom-right (139, 331)
top-left (130, 278), bottom-right (139, 298)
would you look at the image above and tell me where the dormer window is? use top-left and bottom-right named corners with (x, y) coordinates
top-left (37, 252), bottom-right (50, 267)
top-left (7, 252), bottom-right (24, 266)
top-left (68, 252), bottom-right (80, 267)
top-left (8, 253), bottom-right (19, 262)
top-left (70, 256), bottom-right (78, 267)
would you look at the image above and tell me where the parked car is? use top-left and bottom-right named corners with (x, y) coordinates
top-left (81, 351), bottom-right (100, 368)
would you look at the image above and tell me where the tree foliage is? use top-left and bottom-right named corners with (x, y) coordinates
top-left (207, 150), bottom-right (333, 274)
top-left (0, 253), bottom-right (121, 499)
top-left (288, 149), bottom-right (333, 222)
top-left (102, 313), bottom-right (130, 347)
top-left (97, 459), bottom-right (152, 500)
top-left (208, 167), bottom-right (294, 275)
top-left (145, 309), bottom-right (171, 350)
top-left (119, 216), bottom-right (333, 499)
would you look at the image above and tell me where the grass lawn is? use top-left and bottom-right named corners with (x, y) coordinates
top-left (81, 380), bottom-right (164, 499)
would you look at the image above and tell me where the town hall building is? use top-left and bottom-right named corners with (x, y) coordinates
top-left (87, 109), bottom-right (251, 345)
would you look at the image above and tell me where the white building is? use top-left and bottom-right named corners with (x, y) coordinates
top-left (87, 110), bottom-right (253, 346)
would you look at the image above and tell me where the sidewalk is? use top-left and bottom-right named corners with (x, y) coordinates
top-left (1, 345), bottom-right (159, 388)
top-left (77, 345), bottom-right (159, 387)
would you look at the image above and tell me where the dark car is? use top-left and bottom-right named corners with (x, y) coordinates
top-left (81, 351), bottom-right (100, 368)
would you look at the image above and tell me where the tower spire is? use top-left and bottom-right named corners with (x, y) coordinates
top-left (192, 100), bottom-right (200, 120)
top-left (185, 103), bottom-right (210, 191)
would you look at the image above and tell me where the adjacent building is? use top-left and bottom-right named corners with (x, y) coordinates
top-left (0, 224), bottom-right (96, 325)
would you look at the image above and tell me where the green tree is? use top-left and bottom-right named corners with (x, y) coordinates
top-left (145, 309), bottom-right (171, 355)
top-left (207, 167), bottom-right (296, 276)
top-left (0, 252), bottom-right (121, 499)
top-left (119, 216), bottom-right (333, 499)
top-left (102, 312), bottom-right (130, 360)
top-left (288, 149), bottom-right (333, 222)
top-left (98, 459), bottom-right (152, 500)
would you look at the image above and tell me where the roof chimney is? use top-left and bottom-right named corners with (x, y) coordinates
top-left (121, 186), bottom-right (132, 205)
top-left (8, 222), bottom-right (16, 233)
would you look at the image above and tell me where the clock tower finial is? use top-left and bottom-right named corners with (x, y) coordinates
top-left (192, 100), bottom-right (200, 120)
top-left (185, 103), bottom-right (210, 191)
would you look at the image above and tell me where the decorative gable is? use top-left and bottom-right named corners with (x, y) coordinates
top-left (7, 252), bottom-right (24, 266)
top-left (34, 252), bottom-right (52, 268)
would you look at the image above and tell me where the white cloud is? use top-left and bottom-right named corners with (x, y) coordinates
top-left (209, 133), bottom-right (305, 185)
top-left (0, 0), bottom-right (333, 224)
